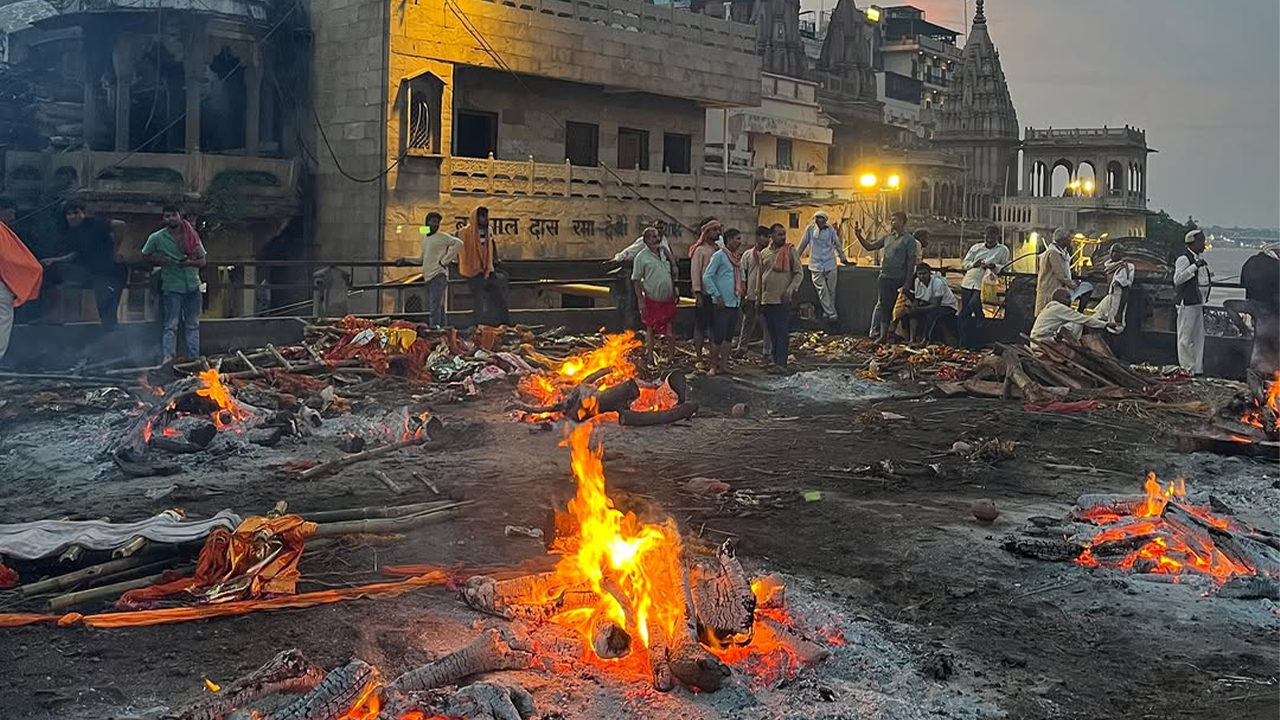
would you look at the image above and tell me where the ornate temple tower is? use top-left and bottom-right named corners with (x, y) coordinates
top-left (934, 0), bottom-right (1020, 220)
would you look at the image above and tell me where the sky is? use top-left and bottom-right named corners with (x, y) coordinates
top-left (802, 0), bottom-right (1280, 228)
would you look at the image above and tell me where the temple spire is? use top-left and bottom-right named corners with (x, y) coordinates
top-left (974, 0), bottom-right (985, 24)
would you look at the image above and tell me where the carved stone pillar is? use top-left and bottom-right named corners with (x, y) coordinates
top-left (111, 38), bottom-right (137, 152)
top-left (184, 25), bottom-right (207, 153)
top-left (245, 53), bottom-right (263, 156)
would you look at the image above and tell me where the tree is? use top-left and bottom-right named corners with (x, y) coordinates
top-left (1146, 209), bottom-right (1197, 262)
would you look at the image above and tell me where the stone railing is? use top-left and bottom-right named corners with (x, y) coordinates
top-left (444, 155), bottom-right (754, 207)
top-left (1024, 127), bottom-right (1146, 144)
top-left (1, 150), bottom-right (300, 206)
top-left (487, 0), bottom-right (757, 56)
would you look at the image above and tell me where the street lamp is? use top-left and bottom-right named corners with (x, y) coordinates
top-left (886, 174), bottom-right (901, 189)
top-left (859, 173), bottom-right (878, 188)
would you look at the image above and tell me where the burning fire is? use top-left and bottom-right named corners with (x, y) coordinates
top-left (196, 370), bottom-right (248, 429)
top-left (1075, 473), bottom-right (1253, 583)
top-left (517, 332), bottom-right (677, 420)
top-left (548, 424), bottom-right (686, 657)
top-left (1240, 372), bottom-right (1280, 432)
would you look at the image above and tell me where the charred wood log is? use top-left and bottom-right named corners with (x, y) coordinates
top-left (262, 659), bottom-right (378, 720)
top-left (1216, 575), bottom-right (1280, 600)
top-left (758, 616), bottom-right (831, 665)
top-left (436, 681), bottom-right (537, 720)
top-left (663, 568), bottom-right (731, 693)
top-left (1071, 493), bottom-right (1220, 520)
top-left (567, 379), bottom-right (640, 421)
top-left (459, 573), bottom-right (596, 622)
top-left (1164, 503), bottom-right (1280, 578)
top-left (617, 402), bottom-right (700, 426)
top-left (174, 649), bottom-right (324, 720)
top-left (391, 627), bottom-right (534, 693)
top-left (690, 540), bottom-right (755, 645)
top-left (589, 611), bottom-right (633, 660)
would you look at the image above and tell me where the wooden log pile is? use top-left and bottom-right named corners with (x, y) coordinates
top-left (936, 335), bottom-right (1161, 403)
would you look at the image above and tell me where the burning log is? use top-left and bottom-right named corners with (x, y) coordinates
top-left (617, 402), bottom-right (700, 426)
top-left (296, 426), bottom-right (438, 481)
top-left (459, 573), bottom-right (598, 623)
top-left (661, 569), bottom-right (731, 693)
top-left (566, 379), bottom-right (640, 421)
top-left (1072, 492), bottom-right (1219, 520)
top-left (174, 649), bottom-right (323, 720)
top-left (589, 610), bottom-right (633, 660)
top-left (391, 627), bottom-right (534, 693)
top-left (436, 681), bottom-right (537, 720)
top-left (1164, 503), bottom-right (1280, 578)
top-left (262, 659), bottom-right (380, 720)
top-left (758, 617), bottom-right (831, 665)
top-left (690, 540), bottom-right (756, 644)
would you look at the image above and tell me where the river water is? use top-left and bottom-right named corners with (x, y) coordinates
top-left (1202, 246), bottom-right (1256, 305)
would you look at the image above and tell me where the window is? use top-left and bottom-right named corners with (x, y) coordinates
top-left (662, 133), bottom-right (692, 174)
top-left (617, 127), bottom-right (649, 170)
top-left (775, 138), bottom-right (793, 170)
top-left (455, 110), bottom-right (498, 158)
top-left (565, 121), bottom-right (599, 166)
top-left (788, 212), bottom-right (800, 229)
top-left (402, 72), bottom-right (444, 154)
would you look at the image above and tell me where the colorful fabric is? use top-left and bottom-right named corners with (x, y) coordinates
top-left (0, 220), bottom-right (42, 307)
top-left (457, 207), bottom-right (494, 278)
top-left (687, 220), bottom-right (722, 258)
top-left (641, 296), bottom-right (677, 334)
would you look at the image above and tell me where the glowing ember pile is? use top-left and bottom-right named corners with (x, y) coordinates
top-left (1074, 473), bottom-right (1257, 583)
top-left (1239, 372), bottom-right (1280, 434)
top-left (517, 332), bottom-right (679, 421)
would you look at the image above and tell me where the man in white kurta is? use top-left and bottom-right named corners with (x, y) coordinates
top-left (1173, 229), bottom-right (1211, 374)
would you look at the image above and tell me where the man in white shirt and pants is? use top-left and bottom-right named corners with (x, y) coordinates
top-left (796, 211), bottom-right (848, 329)
top-left (1173, 229), bottom-right (1211, 375)
top-left (1030, 288), bottom-right (1115, 345)
top-left (905, 262), bottom-right (959, 346)
top-left (959, 225), bottom-right (1010, 347)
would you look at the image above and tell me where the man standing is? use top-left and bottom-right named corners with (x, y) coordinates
top-left (141, 205), bottom-right (206, 362)
top-left (632, 227), bottom-right (676, 364)
top-left (40, 200), bottom-right (125, 328)
top-left (458, 206), bottom-right (510, 326)
top-left (1173, 228), bottom-right (1211, 375)
top-left (613, 219), bottom-right (676, 330)
top-left (689, 219), bottom-right (722, 363)
top-left (1030, 288), bottom-right (1115, 345)
top-left (759, 223), bottom-right (802, 371)
top-left (958, 225), bottom-right (1009, 347)
top-left (0, 197), bottom-right (43, 364)
top-left (737, 226), bottom-right (771, 357)
top-left (397, 212), bottom-right (462, 327)
top-left (854, 211), bottom-right (919, 344)
top-left (797, 211), bottom-right (848, 329)
top-left (1035, 228), bottom-right (1077, 316)
top-left (702, 228), bottom-right (743, 376)
top-left (905, 262), bottom-right (960, 346)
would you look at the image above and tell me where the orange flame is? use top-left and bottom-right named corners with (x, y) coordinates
top-left (1075, 473), bottom-right (1254, 583)
top-left (517, 333), bottom-right (647, 420)
top-left (1240, 372), bottom-right (1280, 432)
top-left (195, 370), bottom-right (248, 429)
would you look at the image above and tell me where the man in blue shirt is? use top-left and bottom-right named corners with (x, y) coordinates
top-left (702, 228), bottom-right (743, 376)
top-left (797, 211), bottom-right (848, 329)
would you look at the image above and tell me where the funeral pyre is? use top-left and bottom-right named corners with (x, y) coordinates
top-left (514, 331), bottom-right (690, 425)
top-left (1005, 473), bottom-right (1280, 599)
top-left (162, 424), bottom-right (835, 720)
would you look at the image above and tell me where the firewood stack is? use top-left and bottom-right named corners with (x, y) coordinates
top-left (937, 334), bottom-right (1161, 403)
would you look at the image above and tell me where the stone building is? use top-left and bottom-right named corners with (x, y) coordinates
top-left (872, 4), bottom-right (963, 144)
top-left (932, 0), bottom-right (1019, 223)
top-left (306, 0), bottom-right (761, 297)
top-left (0, 0), bottom-right (306, 318)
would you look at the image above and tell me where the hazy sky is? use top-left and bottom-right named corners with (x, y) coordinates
top-left (804, 0), bottom-right (1280, 228)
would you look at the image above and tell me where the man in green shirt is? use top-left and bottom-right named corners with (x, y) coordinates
top-left (141, 205), bottom-right (207, 361)
top-left (855, 210), bottom-right (920, 344)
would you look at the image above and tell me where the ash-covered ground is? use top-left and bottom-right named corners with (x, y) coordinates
top-left (0, 368), bottom-right (1277, 720)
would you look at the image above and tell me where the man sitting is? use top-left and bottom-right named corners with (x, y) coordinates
top-left (904, 262), bottom-right (959, 346)
top-left (1030, 288), bottom-right (1116, 345)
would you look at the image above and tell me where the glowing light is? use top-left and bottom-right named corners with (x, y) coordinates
top-left (1083, 179), bottom-right (1095, 194)
top-left (865, 5), bottom-right (881, 22)
top-left (858, 173), bottom-right (878, 188)
top-left (886, 174), bottom-right (901, 189)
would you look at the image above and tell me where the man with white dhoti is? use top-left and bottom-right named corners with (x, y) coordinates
top-left (1092, 244), bottom-right (1135, 332)
top-left (797, 211), bottom-right (848, 330)
top-left (1173, 229), bottom-right (1211, 375)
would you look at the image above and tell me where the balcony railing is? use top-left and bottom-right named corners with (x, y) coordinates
top-left (443, 155), bottom-right (753, 207)
top-left (1, 150), bottom-right (300, 207)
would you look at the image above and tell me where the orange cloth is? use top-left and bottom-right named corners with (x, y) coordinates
top-left (115, 514), bottom-right (316, 611)
top-left (457, 207), bottom-right (493, 279)
top-left (0, 571), bottom-right (451, 629)
top-left (0, 220), bottom-right (42, 306)
top-left (772, 243), bottom-right (795, 273)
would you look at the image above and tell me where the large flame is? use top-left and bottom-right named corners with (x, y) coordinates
top-left (195, 369), bottom-right (248, 429)
top-left (547, 424), bottom-right (687, 660)
top-left (1075, 473), bottom-right (1253, 583)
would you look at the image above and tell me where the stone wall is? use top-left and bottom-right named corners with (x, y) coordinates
top-left (307, 0), bottom-right (388, 266)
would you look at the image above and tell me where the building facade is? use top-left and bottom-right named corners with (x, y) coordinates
top-left (873, 4), bottom-right (962, 144)
top-left (307, 0), bottom-right (761, 294)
